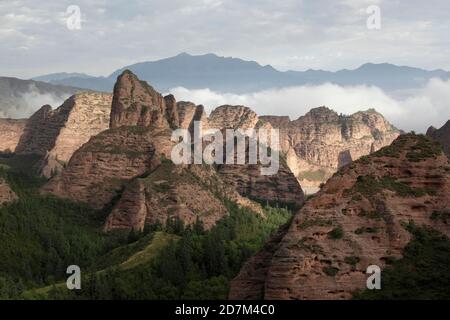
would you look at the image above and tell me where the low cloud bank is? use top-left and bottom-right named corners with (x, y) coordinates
top-left (0, 84), bottom-right (66, 119)
top-left (169, 78), bottom-right (450, 133)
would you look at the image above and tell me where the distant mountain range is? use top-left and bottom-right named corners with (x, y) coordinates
top-left (2, 52), bottom-right (449, 119)
top-left (32, 53), bottom-right (450, 93)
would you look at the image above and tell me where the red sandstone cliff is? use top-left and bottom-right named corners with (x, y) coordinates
top-left (15, 92), bottom-right (112, 176)
top-left (229, 134), bottom-right (450, 300)
top-left (0, 119), bottom-right (26, 153)
top-left (427, 120), bottom-right (450, 157)
top-left (260, 107), bottom-right (400, 194)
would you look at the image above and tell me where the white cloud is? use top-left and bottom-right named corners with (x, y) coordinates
top-left (0, 84), bottom-right (66, 119)
top-left (169, 78), bottom-right (450, 133)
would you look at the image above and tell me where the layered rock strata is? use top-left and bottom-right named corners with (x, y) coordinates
top-left (0, 119), bottom-right (26, 152)
top-left (15, 92), bottom-right (112, 176)
top-left (230, 134), bottom-right (450, 299)
top-left (427, 120), bottom-right (450, 156)
top-left (0, 177), bottom-right (17, 206)
top-left (260, 107), bottom-right (400, 194)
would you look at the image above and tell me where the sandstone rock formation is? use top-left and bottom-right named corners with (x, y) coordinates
top-left (207, 105), bottom-right (304, 209)
top-left (0, 119), bottom-right (26, 152)
top-left (217, 162), bottom-right (304, 210)
top-left (15, 92), bottom-right (112, 176)
top-left (260, 107), bottom-right (400, 194)
top-left (104, 100), bottom-right (299, 231)
top-left (427, 120), bottom-right (450, 156)
top-left (0, 177), bottom-right (17, 206)
top-left (42, 72), bottom-right (178, 210)
top-left (175, 101), bottom-right (209, 138)
top-left (109, 70), bottom-right (177, 129)
top-left (42, 126), bottom-right (173, 209)
top-left (229, 134), bottom-right (450, 300)
top-left (208, 105), bottom-right (259, 130)
top-left (104, 161), bottom-right (260, 231)
top-left (43, 70), bottom-right (304, 231)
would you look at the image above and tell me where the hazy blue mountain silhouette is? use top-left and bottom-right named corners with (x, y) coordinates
top-left (32, 72), bottom-right (93, 82)
top-left (32, 53), bottom-right (450, 93)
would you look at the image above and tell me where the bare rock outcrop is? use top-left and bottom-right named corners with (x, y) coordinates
top-left (206, 105), bottom-right (304, 209)
top-left (43, 71), bottom-right (304, 230)
top-left (105, 162), bottom-right (226, 231)
top-left (109, 70), bottom-right (177, 129)
top-left (229, 134), bottom-right (450, 300)
top-left (427, 120), bottom-right (450, 156)
top-left (208, 105), bottom-right (259, 130)
top-left (42, 126), bottom-right (173, 209)
top-left (0, 177), bottom-right (17, 206)
top-left (104, 159), bottom-right (266, 232)
top-left (42, 71), bottom-right (178, 210)
top-left (0, 119), bottom-right (26, 152)
top-left (15, 104), bottom-right (64, 156)
top-left (176, 101), bottom-right (209, 136)
top-left (15, 92), bottom-right (112, 176)
top-left (260, 107), bottom-right (400, 194)
top-left (217, 162), bottom-right (304, 210)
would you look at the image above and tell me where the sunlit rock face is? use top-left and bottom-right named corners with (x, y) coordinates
top-left (0, 119), bottom-right (26, 152)
top-left (261, 107), bottom-right (400, 194)
top-left (15, 92), bottom-right (112, 177)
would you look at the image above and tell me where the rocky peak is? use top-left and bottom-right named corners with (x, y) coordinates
top-left (163, 94), bottom-right (180, 130)
top-left (42, 72), bottom-right (305, 231)
top-left (109, 70), bottom-right (170, 129)
top-left (427, 120), bottom-right (450, 156)
top-left (262, 107), bottom-right (400, 194)
top-left (15, 92), bottom-right (112, 176)
top-left (426, 126), bottom-right (437, 136)
top-left (15, 104), bottom-right (68, 156)
top-left (230, 134), bottom-right (450, 300)
top-left (208, 105), bottom-right (259, 130)
top-left (296, 106), bottom-right (339, 123)
top-left (176, 101), bottom-right (208, 132)
top-left (104, 161), bottom-right (261, 232)
top-left (259, 116), bottom-right (291, 129)
top-left (348, 109), bottom-right (397, 137)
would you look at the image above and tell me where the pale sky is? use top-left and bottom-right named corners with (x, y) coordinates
top-left (1, 0), bottom-right (450, 79)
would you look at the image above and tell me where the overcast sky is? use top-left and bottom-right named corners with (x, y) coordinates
top-left (1, 0), bottom-right (450, 79)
